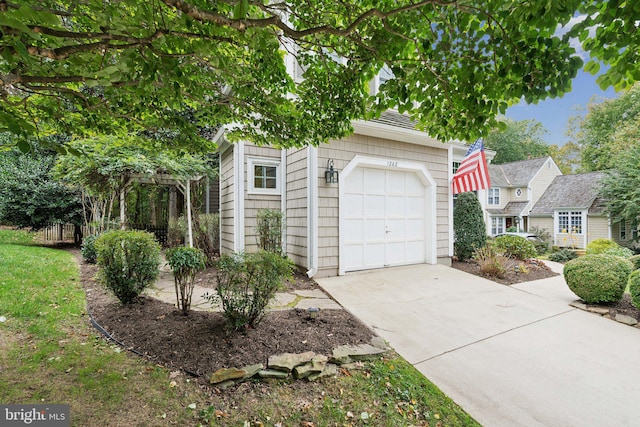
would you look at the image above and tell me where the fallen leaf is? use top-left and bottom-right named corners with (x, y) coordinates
top-left (361, 412), bottom-right (370, 420)
top-left (169, 381), bottom-right (177, 388)
top-left (187, 403), bottom-right (196, 410)
top-left (169, 371), bottom-right (180, 379)
top-left (346, 411), bottom-right (354, 418)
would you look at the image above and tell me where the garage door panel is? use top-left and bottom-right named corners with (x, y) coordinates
top-left (342, 165), bottom-right (430, 273)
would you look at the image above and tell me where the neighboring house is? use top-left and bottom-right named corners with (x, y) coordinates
top-left (482, 157), bottom-right (562, 236)
top-left (219, 110), bottom-right (474, 278)
top-left (529, 172), bottom-right (609, 249)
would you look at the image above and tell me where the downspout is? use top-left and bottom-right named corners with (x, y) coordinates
top-left (234, 142), bottom-right (245, 252)
top-left (281, 149), bottom-right (287, 254)
top-left (306, 146), bottom-right (319, 278)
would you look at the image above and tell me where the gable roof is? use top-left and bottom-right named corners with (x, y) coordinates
top-left (369, 110), bottom-right (417, 130)
top-left (488, 157), bottom-right (551, 187)
top-left (530, 171), bottom-right (607, 216)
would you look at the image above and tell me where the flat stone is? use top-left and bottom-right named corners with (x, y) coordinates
top-left (294, 355), bottom-right (329, 379)
top-left (268, 351), bottom-right (316, 372)
top-left (258, 369), bottom-right (290, 379)
top-left (587, 306), bottom-right (610, 315)
top-left (615, 314), bottom-right (638, 326)
top-left (268, 293), bottom-right (297, 309)
top-left (340, 361), bottom-right (366, 371)
top-left (210, 367), bottom-right (246, 384)
top-left (332, 344), bottom-right (387, 364)
top-left (295, 298), bottom-right (342, 310)
top-left (295, 289), bottom-right (330, 299)
top-left (370, 336), bottom-right (390, 350)
top-left (308, 363), bottom-right (339, 381)
top-left (215, 380), bottom-right (236, 390)
top-left (241, 364), bottom-right (264, 379)
top-left (569, 301), bottom-right (588, 310)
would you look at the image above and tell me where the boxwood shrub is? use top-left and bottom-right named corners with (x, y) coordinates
top-left (629, 255), bottom-right (640, 270)
top-left (586, 238), bottom-right (625, 255)
top-left (95, 230), bottom-right (161, 304)
top-left (629, 270), bottom-right (640, 309)
top-left (81, 234), bottom-right (99, 264)
top-left (548, 248), bottom-right (578, 264)
top-left (493, 235), bottom-right (537, 260)
top-left (563, 254), bottom-right (633, 304)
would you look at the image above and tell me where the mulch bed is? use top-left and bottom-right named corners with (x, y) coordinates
top-left (451, 258), bottom-right (558, 285)
top-left (79, 255), bottom-right (375, 379)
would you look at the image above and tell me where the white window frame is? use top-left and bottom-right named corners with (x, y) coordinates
top-left (491, 217), bottom-right (505, 236)
top-left (620, 220), bottom-right (627, 241)
top-left (557, 210), bottom-right (584, 234)
top-left (488, 188), bottom-right (500, 206)
top-left (247, 157), bottom-right (280, 195)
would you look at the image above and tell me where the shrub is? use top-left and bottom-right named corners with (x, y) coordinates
top-left (548, 249), bottom-right (578, 263)
top-left (166, 246), bottom-right (206, 314)
top-left (563, 254), bottom-right (633, 304)
top-left (602, 246), bottom-right (634, 258)
top-left (473, 245), bottom-right (508, 278)
top-left (95, 230), bottom-right (161, 304)
top-left (207, 251), bottom-right (293, 330)
top-left (493, 235), bottom-right (537, 260)
top-left (629, 270), bottom-right (640, 309)
top-left (453, 192), bottom-right (486, 261)
top-left (629, 255), bottom-right (640, 270)
top-left (256, 209), bottom-right (285, 255)
top-left (81, 234), bottom-right (99, 264)
top-left (585, 238), bottom-right (621, 255)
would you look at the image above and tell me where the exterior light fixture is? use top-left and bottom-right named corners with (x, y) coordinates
top-left (325, 159), bottom-right (339, 184)
top-left (308, 306), bottom-right (320, 319)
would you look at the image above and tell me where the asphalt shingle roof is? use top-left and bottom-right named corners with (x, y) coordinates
top-left (488, 157), bottom-right (551, 187)
top-left (530, 172), bottom-right (606, 216)
top-left (486, 201), bottom-right (530, 216)
top-left (368, 110), bottom-right (417, 130)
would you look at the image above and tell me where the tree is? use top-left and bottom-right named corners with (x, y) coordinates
top-left (0, 146), bottom-right (82, 230)
top-left (548, 141), bottom-right (582, 174)
top-left (1, 0), bottom-right (609, 152)
top-left (453, 192), bottom-right (486, 261)
top-left (577, 84), bottom-right (640, 171)
top-left (599, 145), bottom-right (640, 230)
top-left (484, 119), bottom-right (550, 164)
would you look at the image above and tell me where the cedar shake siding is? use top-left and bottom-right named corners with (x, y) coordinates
top-left (219, 146), bottom-right (235, 253)
top-left (285, 147), bottom-right (310, 269)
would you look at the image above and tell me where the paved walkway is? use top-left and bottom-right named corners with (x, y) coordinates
top-left (145, 264), bottom-right (341, 312)
top-left (316, 262), bottom-right (640, 427)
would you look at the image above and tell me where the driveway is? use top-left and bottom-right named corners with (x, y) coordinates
top-left (316, 264), bottom-right (640, 427)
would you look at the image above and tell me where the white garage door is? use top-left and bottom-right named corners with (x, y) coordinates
top-left (342, 166), bottom-right (427, 272)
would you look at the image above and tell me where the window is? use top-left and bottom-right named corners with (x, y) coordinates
top-left (620, 221), bottom-right (627, 240)
top-left (633, 223), bottom-right (639, 241)
top-left (488, 188), bottom-right (500, 205)
top-left (248, 157), bottom-right (280, 194)
top-left (558, 211), bottom-right (583, 234)
top-left (452, 161), bottom-right (461, 174)
top-left (491, 217), bottom-right (505, 236)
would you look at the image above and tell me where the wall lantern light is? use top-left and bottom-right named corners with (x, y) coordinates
top-left (325, 159), bottom-right (339, 184)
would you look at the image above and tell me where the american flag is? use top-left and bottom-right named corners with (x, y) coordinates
top-left (451, 138), bottom-right (491, 194)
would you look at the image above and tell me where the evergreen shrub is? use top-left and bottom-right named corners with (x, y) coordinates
top-left (563, 254), bottom-right (632, 304)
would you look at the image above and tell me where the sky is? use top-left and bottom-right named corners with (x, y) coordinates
top-left (505, 69), bottom-right (619, 147)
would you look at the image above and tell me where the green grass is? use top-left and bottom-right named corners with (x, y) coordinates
top-left (0, 229), bottom-right (480, 426)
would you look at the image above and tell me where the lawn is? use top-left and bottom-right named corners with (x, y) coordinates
top-left (0, 228), bottom-right (479, 426)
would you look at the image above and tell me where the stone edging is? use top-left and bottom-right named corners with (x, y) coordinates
top-left (570, 301), bottom-right (639, 328)
top-left (208, 337), bottom-right (390, 389)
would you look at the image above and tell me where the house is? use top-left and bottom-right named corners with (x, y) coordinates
top-left (529, 171), bottom-right (609, 249)
top-left (482, 157), bottom-right (562, 236)
top-left (218, 110), bottom-right (474, 278)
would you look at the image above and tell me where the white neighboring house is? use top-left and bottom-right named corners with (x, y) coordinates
top-left (218, 110), bottom-right (484, 278)
top-left (482, 157), bottom-right (562, 237)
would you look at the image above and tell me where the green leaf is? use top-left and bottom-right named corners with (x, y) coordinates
top-left (233, 0), bottom-right (249, 19)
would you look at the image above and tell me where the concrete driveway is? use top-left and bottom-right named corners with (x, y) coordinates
top-left (316, 264), bottom-right (640, 427)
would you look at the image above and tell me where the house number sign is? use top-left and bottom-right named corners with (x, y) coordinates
top-left (387, 161), bottom-right (399, 167)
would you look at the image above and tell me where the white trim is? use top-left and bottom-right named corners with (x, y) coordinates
top-left (338, 155), bottom-right (438, 275)
top-left (280, 150), bottom-right (287, 254)
top-left (233, 142), bottom-right (245, 252)
top-left (247, 156), bottom-right (281, 195)
top-left (448, 145), bottom-right (454, 257)
top-left (352, 120), bottom-right (448, 149)
top-left (306, 146), bottom-right (319, 277)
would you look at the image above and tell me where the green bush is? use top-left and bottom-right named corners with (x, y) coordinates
top-left (602, 246), bottom-right (634, 258)
top-left (548, 249), bottom-right (578, 263)
top-left (629, 254), bottom-right (640, 270)
top-left (563, 254), bottom-right (633, 304)
top-left (585, 238), bottom-right (621, 255)
top-left (453, 192), bottom-right (486, 261)
top-left (95, 230), bottom-right (161, 304)
top-left (166, 246), bottom-right (206, 314)
top-left (256, 209), bottom-right (285, 255)
top-left (629, 270), bottom-right (640, 309)
top-left (493, 235), bottom-right (537, 260)
top-left (473, 245), bottom-right (508, 278)
top-left (207, 251), bottom-right (293, 330)
top-left (81, 234), bottom-right (99, 264)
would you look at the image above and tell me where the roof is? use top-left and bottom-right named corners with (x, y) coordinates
top-left (368, 110), bottom-right (417, 130)
top-left (486, 201), bottom-right (530, 216)
top-left (488, 157), bottom-right (551, 187)
top-left (529, 172), bottom-right (607, 216)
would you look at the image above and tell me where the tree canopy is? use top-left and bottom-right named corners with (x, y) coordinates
top-left (599, 144), bottom-right (640, 227)
top-left (577, 84), bottom-right (640, 171)
top-left (484, 118), bottom-right (550, 164)
top-left (4, 0), bottom-right (637, 152)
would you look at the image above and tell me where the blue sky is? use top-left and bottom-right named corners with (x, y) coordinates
top-left (505, 69), bottom-right (619, 147)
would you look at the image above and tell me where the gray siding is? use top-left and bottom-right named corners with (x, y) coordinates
top-left (286, 148), bottom-right (309, 268)
top-left (219, 147), bottom-right (235, 253)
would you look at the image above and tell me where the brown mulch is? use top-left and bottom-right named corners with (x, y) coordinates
top-left (79, 255), bottom-right (375, 379)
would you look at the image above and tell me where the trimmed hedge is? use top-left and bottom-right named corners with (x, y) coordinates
top-left (81, 234), bottom-right (99, 264)
top-left (586, 238), bottom-right (624, 255)
top-left (453, 192), bottom-right (486, 261)
top-left (629, 255), bottom-right (640, 270)
top-left (493, 235), bottom-right (537, 260)
top-left (629, 270), bottom-right (640, 309)
top-left (563, 254), bottom-right (633, 304)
